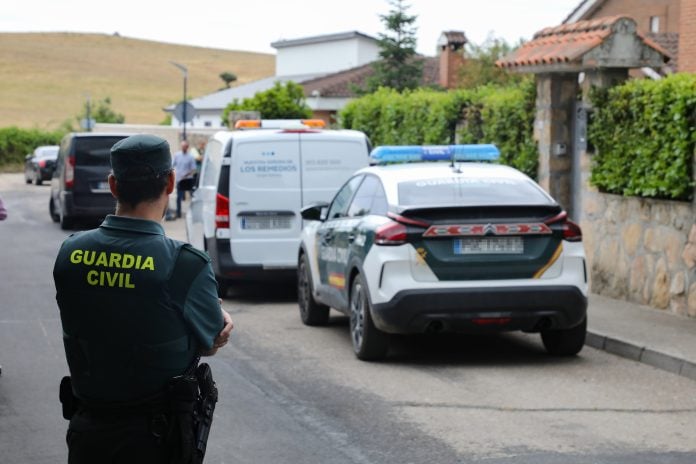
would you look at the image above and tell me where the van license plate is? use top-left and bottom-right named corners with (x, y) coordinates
top-left (453, 237), bottom-right (523, 255)
top-left (241, 216), bottom-right (292, 230)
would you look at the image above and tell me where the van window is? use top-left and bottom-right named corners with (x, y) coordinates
top-left (75, 137), bottom-right (126, 166)
top-left (201, 140), bottom-right (223, 187)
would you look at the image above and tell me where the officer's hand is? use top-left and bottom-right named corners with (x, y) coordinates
top-left (213, 308), bottom-right (234, 349)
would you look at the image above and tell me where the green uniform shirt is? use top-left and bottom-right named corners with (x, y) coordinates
top-left (54, 215), bottom-right (223, 403)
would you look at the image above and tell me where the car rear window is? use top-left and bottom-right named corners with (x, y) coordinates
top-left (74, 137), bottom-right (127, 166)
top-left (397, 176), bottom-right (552, 207)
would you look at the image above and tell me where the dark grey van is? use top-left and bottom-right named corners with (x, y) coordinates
top-left (49, 133), bottom-right (132, 229)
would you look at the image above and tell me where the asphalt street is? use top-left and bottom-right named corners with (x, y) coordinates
top-left (1, 172), bottom-right (695, 464)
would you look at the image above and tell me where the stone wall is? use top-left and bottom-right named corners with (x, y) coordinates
top-left (582, 187), bottom-right (696, 317)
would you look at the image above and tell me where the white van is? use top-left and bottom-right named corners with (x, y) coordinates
top-left (185, 120), bottom-right (370, 295)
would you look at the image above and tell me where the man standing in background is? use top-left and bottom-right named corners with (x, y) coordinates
top-left (172, 140), bottom-right (197, 219)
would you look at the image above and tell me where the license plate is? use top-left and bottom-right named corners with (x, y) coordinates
top-left (94, 181), bottom-right (109, 191)
top-left (241, 216), bottom-right (292, 230)
top-left (453, 237), bottom-right (523, 254)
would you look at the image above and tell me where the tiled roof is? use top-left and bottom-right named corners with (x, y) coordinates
top-left (647, 32), bottom-right (679, 70)
top-left (302, 57), bottom-right (440, 98)
top-left (497, 16), bottom-right (671, 69)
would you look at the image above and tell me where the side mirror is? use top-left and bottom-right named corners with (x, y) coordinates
top-left (300, 202), bottom-right (329, 222)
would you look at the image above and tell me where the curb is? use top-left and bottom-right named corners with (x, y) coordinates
top-left (586, 330), bottom-right (696, 381)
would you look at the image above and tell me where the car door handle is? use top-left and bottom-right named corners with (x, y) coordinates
top-left (347, 233), bottom-right (356, 243)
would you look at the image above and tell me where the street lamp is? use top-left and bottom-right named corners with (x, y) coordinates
top-left (169, 61), bottom-right (188, 141)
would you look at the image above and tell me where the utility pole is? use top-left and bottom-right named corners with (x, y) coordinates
top-left (170, 61), bottom-right (189, 141)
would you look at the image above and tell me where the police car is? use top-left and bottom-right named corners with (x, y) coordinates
top-left (297, 145), bottom-right (588, 361)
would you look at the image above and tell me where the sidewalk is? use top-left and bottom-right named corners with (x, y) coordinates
top-left (587, 294), bottom-right (696, 381)
top-left (160, 210), bottom-right (696, 381)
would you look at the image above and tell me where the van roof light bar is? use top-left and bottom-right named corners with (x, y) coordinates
top-left (370, 145), bottom-right (500, 165)
top-left (234, 119), bottom-right (326, 130)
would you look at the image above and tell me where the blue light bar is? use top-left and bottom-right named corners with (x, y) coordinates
top-left (370, 145), bottom-right (500, 164)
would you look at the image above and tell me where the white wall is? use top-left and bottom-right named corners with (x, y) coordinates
top-left (172, 110), bottom-right (226, 129)
top-left (276, 37), bottom-right (379, 76)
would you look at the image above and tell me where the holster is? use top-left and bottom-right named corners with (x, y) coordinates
top-left (59, 376), bottom-right (80, 420)
top-left (167, 363), bottom-right (218, 464)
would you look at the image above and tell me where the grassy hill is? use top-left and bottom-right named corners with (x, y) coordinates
top-left (0, 32), bottom-right (275, 129)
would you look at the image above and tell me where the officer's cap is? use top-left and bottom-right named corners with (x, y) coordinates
top-left (110, 134), bottom-right (172, 181)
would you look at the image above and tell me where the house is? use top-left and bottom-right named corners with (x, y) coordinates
top-left (164, 31), bottom-right (380, 129)
top-left (165, 30), bottom-right (468, 128)
top-left (563, 0), bottom-right (696, 72)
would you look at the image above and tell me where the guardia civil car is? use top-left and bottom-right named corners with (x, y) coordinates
top-left (297, 145), bottom-right (588, 361)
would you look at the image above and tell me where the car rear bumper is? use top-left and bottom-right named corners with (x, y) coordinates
top-left (370, 285), bottom-right (587, 334)
top-left (61, 191), bottom-right (115, 219)
top-left (206, 237), bottom-right (295, 282)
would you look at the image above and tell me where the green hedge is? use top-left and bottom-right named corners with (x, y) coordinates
top-left (340, 80), bottom-right (538, 178)
top-left (457, 80), bottom-right (538, 177)
top-left (0, 127), bottom-right (64, 167)
top-left (589, 74), bottom-right (696, 201)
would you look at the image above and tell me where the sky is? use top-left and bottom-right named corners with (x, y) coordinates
top-left (3, 0), bottom-right (582, 55)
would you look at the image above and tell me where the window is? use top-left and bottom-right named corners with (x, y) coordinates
top-left (201, 140), bottom-right (223, 187)
top-left (348, 175), bottom-right (380, 217)
top-left (650, 16), bottom-right (660, 33)
top-left (327, 176), bottom-right (364, 219)
top-left (204, 121), bottom-right (212, 127)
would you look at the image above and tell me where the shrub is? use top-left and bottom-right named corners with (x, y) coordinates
top-left (0, 127), bottom-right (64, 167)
top-left (340, 79), bottom-right (537, 178)
top-left (589, 74), bottom-right (696, 201)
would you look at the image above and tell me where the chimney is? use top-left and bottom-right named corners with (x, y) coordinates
top-left (438, 31), bottom-right (467, 89)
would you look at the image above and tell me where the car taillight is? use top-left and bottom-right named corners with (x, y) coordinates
top-left (375, 221), bottom-right (407, 245)
top-left (545, 211), bottom-right (582, 242)
top-left (64, 155), bottom-right (75, 189)
top-left (215, 193), bottom-right (230, 229)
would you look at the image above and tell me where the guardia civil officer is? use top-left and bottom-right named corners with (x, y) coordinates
top-left (53, 134), bottom-right (234, 463)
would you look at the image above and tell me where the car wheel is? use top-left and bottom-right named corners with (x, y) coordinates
top-left (350, 274), bottom-right (389, 361)
top-left (297, 253), bottom-right (329, 326)
top-left (59, 207), bottom-right (74, 230)
top-left (541, 316), bottom-right (587, 356)
top-left (49, 198), bottom-right (60, 223)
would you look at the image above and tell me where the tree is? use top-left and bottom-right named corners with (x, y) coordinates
top-left (221, 81), bottom-right (312, 126)
top-left (76, 96), bottom-right (125, 128)
top-left (220, 71), bottom-right (238, 88)
top-left (366, 0), bottom-right (423, 93)
top-left (457, 35), bottom-right (525, 88)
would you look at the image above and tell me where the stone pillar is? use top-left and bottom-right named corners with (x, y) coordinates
top-left (534, 73), bottom-right (578, 212)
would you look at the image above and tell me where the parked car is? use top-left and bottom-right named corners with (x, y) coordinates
top-left (50, 132), bottom-right (132, 230)
top-left (185, 119), bottom-right (371, 296)
top-left (25, 145), bottom-right (59, 185)
top-left (297, 145), bottom-right (588, 360)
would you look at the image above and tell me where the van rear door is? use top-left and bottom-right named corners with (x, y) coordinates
top-left (72, 136), bottom-right (127, 208)
top-left (228, 133), bottom-right (302, 268)
top-left (299, 131), bottom-right (369, 206)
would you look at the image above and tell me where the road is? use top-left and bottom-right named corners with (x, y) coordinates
top-left (1, 172), bottom-right (695, 463)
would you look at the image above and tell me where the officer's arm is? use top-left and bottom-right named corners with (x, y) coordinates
top-left (199, 308), bottom-right (233, 356)
top-left (181, 258), bottom-right (227, 354)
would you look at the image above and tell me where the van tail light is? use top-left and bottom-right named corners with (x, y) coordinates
top-left (215, 193), bottom-right (230, 229)
top-left (64, 155), bottom-right (75, 190)
top-left (375, 221), bottom-right (407, 245)
top-left (545, 211), bottom-right (582, 242)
